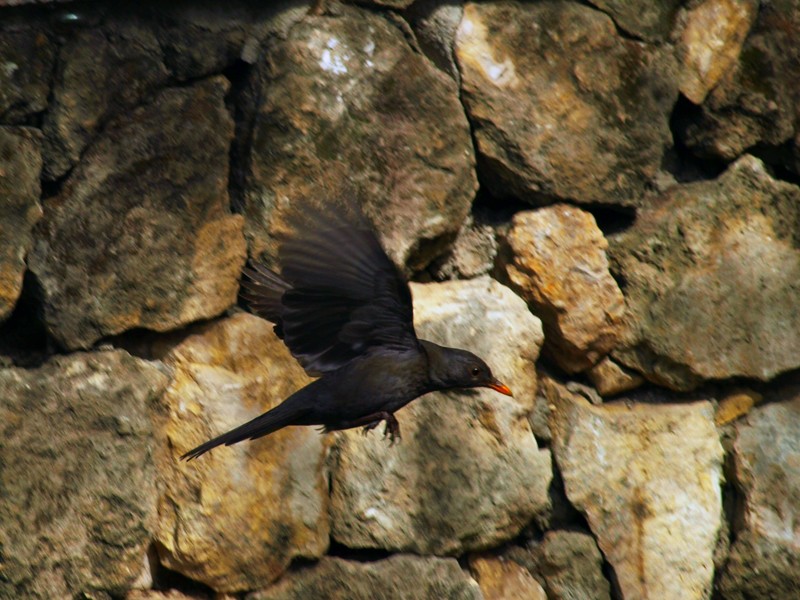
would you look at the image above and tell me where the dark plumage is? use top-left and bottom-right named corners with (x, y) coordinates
top-left (182, 201), bottom-right (512, 461)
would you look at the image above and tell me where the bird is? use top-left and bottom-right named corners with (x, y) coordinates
top-left (181, 199), bottom-right (513, 460)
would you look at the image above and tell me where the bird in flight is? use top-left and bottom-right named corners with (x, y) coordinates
top-left (182, 200), bottom-right (512, 460)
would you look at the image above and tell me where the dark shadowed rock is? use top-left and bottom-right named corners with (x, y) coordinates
top-left (29, 77), bottom-right (246, 350)
top-left (430, 215), bottom-right (498, 280)
top-left (42, 14), bottom-right (170, 180)
top-left (407, 0), bottom-right (464, 83)
top-left (610, 155), bottom-right (800, 390)
top-left (533, 530), bottom-right (611, 600)
top-left (720, 389), bottom-right (800, 599)
top-left (585, 0), bottom-right (681, 41)
top-left (330, 278), bottom-right (551, 555)
top-left (149, 1), bottom-right (307, 81)
top-left (0, 350), bottom-right (170, 599)
top-left (455, 1), bottom-right (678, 207)
top-left (676, 0), bottom-right (800, 161)
top-left (151, 313), bottom-right (329, 593)
top-left (0, 126), bottom-right (42, 322)
top-left (0, 16), bottom-right (56, 123)
top-left (241, 4), bottom-right (477, 270)
top-left (508, 530), bottom-right (611, 600)
top-left (551, 388), bottom-right (723, 600)
top-left (250, 555), bottom-right (481, 600)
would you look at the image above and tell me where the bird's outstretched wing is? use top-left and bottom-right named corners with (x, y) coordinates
top-left (240, 200), bottom-right (418, 375)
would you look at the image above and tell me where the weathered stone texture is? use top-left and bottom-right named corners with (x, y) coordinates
top-left (677, 0), bottom-right (758, 104)
top-left (610, 155), bottom-right (800, 390)
top-left (720, 391), bottom-right (800, 599)
top-left (330, 277), bottom-right (550, 555)
top-left (250, 555), bottom-right (482, 600)
top-left (551, 390), bottom-right (723, 600)
top-left (30, 77), bottom-right (246, 350)
top-left (152, 313), bottom-right (329, 593)
top-left (0, 351), bottom-right (169, 599)
top-left (502, 205), bottom-right (625, 373)
top-left (470, 554), bottom-right (546, 600)
top-left (0, 126), bottom-right (42, 322)
top-left (456, 1), bottom-right (678, 206)
top-left (242, 5), bottom-right (477, 270)
top-left (677, 0), bottom-right (800, 161)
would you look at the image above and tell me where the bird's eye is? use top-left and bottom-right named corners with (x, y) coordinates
top-left (471, 366), bottom-right (481, 377)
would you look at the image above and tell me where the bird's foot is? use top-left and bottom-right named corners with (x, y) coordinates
top-left (361, 420), bottom-right (382, 435)
top-left (383, 414), bottom-right (401, 445)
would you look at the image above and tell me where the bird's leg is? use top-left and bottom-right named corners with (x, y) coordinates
top-left (383, 413), bottom-right (401, 445)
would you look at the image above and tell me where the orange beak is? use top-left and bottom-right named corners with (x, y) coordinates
top-left (487, 379), bottom-right (513, 397)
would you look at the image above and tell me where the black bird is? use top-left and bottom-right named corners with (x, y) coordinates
top-left (182, 201), bottom-right (512, 460)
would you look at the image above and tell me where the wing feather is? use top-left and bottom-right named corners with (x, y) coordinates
top-left (240, 200), bottom-right (418, 375)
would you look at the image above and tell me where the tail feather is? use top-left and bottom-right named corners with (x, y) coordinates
top-left (181, 402), bottom-right (307, 461)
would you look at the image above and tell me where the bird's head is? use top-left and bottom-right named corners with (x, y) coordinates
top-left (421, 340), bottom-right (513, 397)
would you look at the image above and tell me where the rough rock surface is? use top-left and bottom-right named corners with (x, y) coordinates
top-left (0, 350), bottom-right (170, 599)
top-left (720, 390), bottom-right (800, 599)
top-left (530, 530), bottom-right (611, 600)
top-left (250, 555), bottom-right (482, 599)
top-left (585, 0), bottom-right (682, 41)
top-left (0, 16), bottom-right (56, 123)
top-left (42, 15), bottom-right (170, 180)
top-left (330, 277), bottom-right (551, 555)
top-left (148, 3), bottom-right (303, 81)
top-left (586, 356), bottom-right (644, 398)
top-left (431, 216), bottom-right (498, 280)
top-left (0, 126), bottom-right (42, 322)
top-left (29, 77), bottom-right (246, 350)
top-left (470, 554), bottom-right (546, 600)
top-left (456, 1), bottom-right (677, 206)
top-left (152, 313), bottom-right (329, 593)
top-left (677, 0), bottom-right (758, 104)
top-left (677, 0), bottom-right (800, 160)
top-left (502, 205), bottom-right (625, 373)
top-left (507, 530), bottom-right (611, 600)
top-left (407, 0), bottom-right (464, 83)
top-left (551, 389), bottom-right (724, 600)
top-left (610, 155), bottom-right (800, 390)
top-left (242, 4), bottom-right (477, 270)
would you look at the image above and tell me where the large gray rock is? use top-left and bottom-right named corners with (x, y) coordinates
top-left (0, 16), bottom-right (56, 123)
top-left (30, 77), bottom-right (246, 350)
top-left (0, 126), bottom-right (42, 322)
top-left (0, 350), bottom-right (170, 599)
top-left (677, 0), bottom-right (800, 161)
top-left (330, 277), bottom-right (551, 555)
top-left (719, 390), bottom-right (800, 599)
top-left (250, 555), bottom-right (482, 600)
top-left (610, 155), bottom-right (800, 390)
top-left (455, 1), bottom-right (677, 207)
top-left (42, 15), bottom-right (170, 180)
top-left (551, 388), bottom-right (723, 600)
top-left (241, 4), bottom-right (477, 270)
top-left (151, 313), bottom-right (329, 593)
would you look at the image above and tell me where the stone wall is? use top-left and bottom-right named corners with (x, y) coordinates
top-left (1, 1), bottom-right (799, 598)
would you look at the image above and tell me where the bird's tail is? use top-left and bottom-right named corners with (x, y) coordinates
top-left (181, 401), bottom-right (307, 461)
